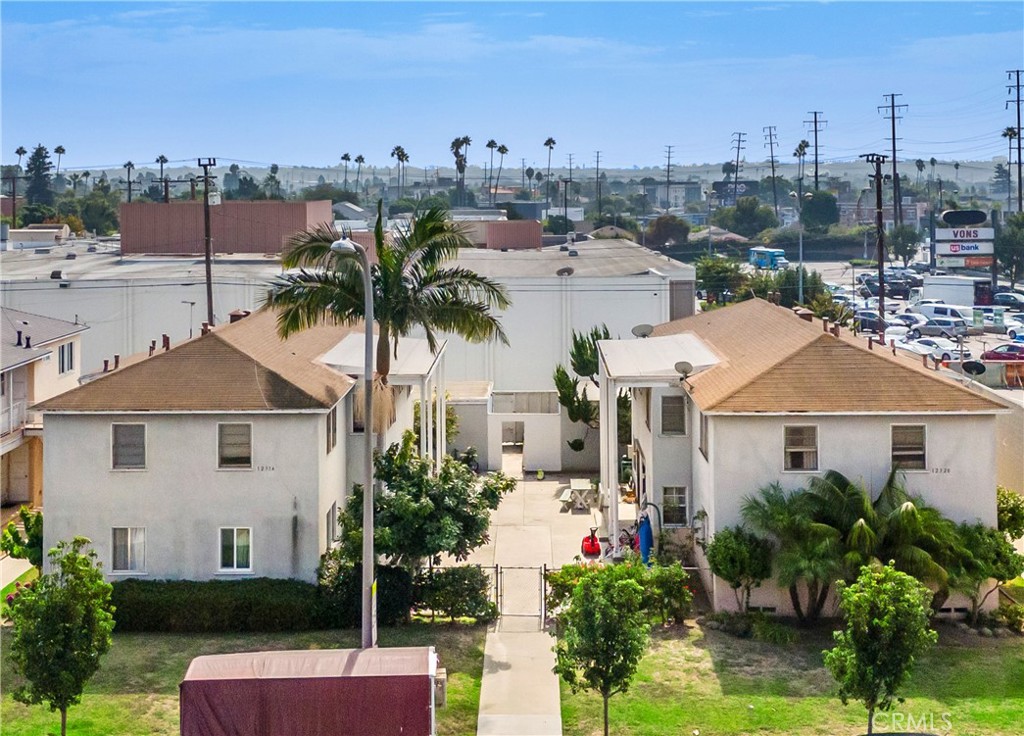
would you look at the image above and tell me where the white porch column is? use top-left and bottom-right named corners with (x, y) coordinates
top-left (419, 376), bottom-right (429, 460)
top-left (425, 375), bottom-right (434, 466)
top-left (437, 358), bottom-right (446, 465)
top-left (598, 353), bottom-right (619, 545)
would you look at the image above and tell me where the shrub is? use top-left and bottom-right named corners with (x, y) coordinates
top-left (646, 560), bottom-right (693, 624)
top-left (317, 554), bottom-right (415, 628)
top-left (706, 611), bottom-right (798, 644)
top-left (111, 578), bottom-right (324, 633)
top-left (996, 603), bottom-right (1024, 633)
top-left (546, 562), bottom-right (602, 613)
top-left (705, 526), bottom-right (773, 612)
top-left (415, 566), bottom-right (497, 623)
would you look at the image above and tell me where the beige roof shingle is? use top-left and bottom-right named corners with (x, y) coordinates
top-left (35, 309), bottom-right (354, 412)
top-left (652, 298), bottom-right (1003, 414)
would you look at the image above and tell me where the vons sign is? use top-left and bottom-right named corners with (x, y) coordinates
top-left (935, 227), bottom-right (994, 240)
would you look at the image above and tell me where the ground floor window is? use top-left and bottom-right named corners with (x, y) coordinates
top-left (892, 425), bottom-right (926, 470)
top-left (112, 527), bottom-right (145, 572)
top-left (219, 527), bottom-right (252, 571)
top-left (663, 486), bottom-right (689, 526)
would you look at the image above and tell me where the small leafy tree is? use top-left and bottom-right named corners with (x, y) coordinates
top-left (695, 255), bottom-right (747, 302)
top-left (950, 523), bottom-right (1024, 625)
top-left (645, 214), bottom-right (691, 247)
top-left (711, 196), bottom-right (778, 238)
top-left (336, 431), bottom-right (516, 570)
top-left (800, 191), bottom-right (840, 233)
top-left (9, 537), bottom-right (115, 736)
top-left (704, 526), bottom-right (773, 612)
top-left (888, 224), bottom-right (922, 266)
top-left (997, 485), bottom-right (1024, 540)
top-left (552, 563), bottom-right (650, 736)
top-left (823, 563), bottom-right (938, 736)
top-left (1, 507), bottom-right (43, 570)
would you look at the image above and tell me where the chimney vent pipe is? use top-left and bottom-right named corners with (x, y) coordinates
top-left (24, 336), bottom-right (31, 349)
top-left (103, 359), bottom-right (109, 373)
top-left (114, 354), bottom-right (120, 369)
top-left (16, 330), bottom-right (22, 346)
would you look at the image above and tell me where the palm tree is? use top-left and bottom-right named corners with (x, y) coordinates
top-left (915, 158), bottom-right (926, 185)
top-left (68, 173), bottom-right (81, 195)
top-left (793, 140), bottom-right (809, 194)
top-left (341, 153), bottom-right (351, 190)
top-left (525, 167), bottom-right (535, 197)
top-left (266, 202), bottom-right (510, 390)
top-left (953, 161), bottom-right (960, 181)
top-left (741, 483), bottom-right (840, 623)
top-left (485, 140), bottom-right (497, 204)
top-left (390, 146), bottom-right (409, 199)
top-left (493, 144), bottom-right (509, 206)
top-left (544, 137), bottom-right (556, 209)
top-left (461, 136), bottom-right (472, 196)
top-left (1002, 127), bottom-right (1018, 210)
top-left (929, 156), bottom-right (938, 181)
top-left (806, 469), bottom-right (963, 595)
top-left (123, 161), bottom-right (135, 202)
top-left (15, 145), bottom-right (27, 169)
top-left (354, 154), bottom-right (365, 193)
top-left (155, 154), bottom-right (169, 186)
top-left (53, 145), bottom-right (66, 176)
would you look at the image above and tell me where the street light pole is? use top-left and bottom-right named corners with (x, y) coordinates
top-left (331, 238), bottom-right (376, 649)
top-left (181, 300), bottom-right (196, 338)
top-left (789, 190), bottom-right (812, 304)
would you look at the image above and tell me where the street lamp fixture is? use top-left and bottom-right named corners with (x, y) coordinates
top-left (789, 191), bottom-right (813, 303)
top-left (330, 237), bottom-right (377, 649)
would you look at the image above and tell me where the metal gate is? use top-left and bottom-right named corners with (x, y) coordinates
top-left (496, 565), bottom-right (546, 629)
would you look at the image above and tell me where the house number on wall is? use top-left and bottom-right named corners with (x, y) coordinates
top-left (257, 465), bottom-right (276, 472)
top-left (930, 468), bottom-right (950, 474)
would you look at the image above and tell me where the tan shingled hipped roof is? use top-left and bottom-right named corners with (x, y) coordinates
top-left (652, 298), bottom-right (1003, 414)
top-left (35, 308), bottom-right (355, 412)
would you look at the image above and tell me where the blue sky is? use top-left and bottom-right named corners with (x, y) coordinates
top-left (2, 1), bottom-right (1022, 174)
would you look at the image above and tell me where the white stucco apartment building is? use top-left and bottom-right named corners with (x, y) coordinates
top-left (2, 307), bottom-right (89, 512)
top-left (35, 308), bottom-right (447, 583)
top-left (597, 298), bottom-right (1007, 614)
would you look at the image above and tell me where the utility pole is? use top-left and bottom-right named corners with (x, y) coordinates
top-left (763, 125), bottom-right (779, 217)
top-left (878, 93), bottom-right (907, 224)
top-left (567, 153), bottom-right (574, 213)
top-left (197, 157), bottom-right (217, 326)
top-left (664, 145), bottom-right (673, 210)
top-left (862, 153), bottom-right (889, 328)
top-left (804, 111), bottom-right (827, 190)
top-left (595, 150), bottom-right (602, 217)
top-left (521, 157), bottom-right (526, 191)
top-left (1008, 69), bottom-right (1023, 213)
top-left (731, 132), bottom-right (746, 206)
top-left (3, 174), bottom-right (28, 226)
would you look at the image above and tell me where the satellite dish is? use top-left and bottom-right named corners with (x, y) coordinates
top-left (674, 361), bottom-right (694, 378)
top-left (631, 324), bottom-right (654, 338)
top-left (962, 361), bottom-right (986, 376)
top-left (556, 266), bottom-right (574, 277)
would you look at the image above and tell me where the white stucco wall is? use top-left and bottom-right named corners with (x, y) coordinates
top-left (436, 274), bottom-right (680, 391)
top-left (42, 411), bottom-right (340, 583)
top-left (29, 335), bottom-right (84, 403)
top-left (486, 411), bottom-right (561, 472)
top-left (447, 400), bottom-right (490, 470)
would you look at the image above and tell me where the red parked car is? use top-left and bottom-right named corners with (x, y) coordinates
top-left (981, 344), bottom-right (1024, 361)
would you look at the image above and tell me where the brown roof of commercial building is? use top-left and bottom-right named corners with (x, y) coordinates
top-left (35, 308), bottom-right (355, 412)
top-left (652, 298), bottom-right (1003, 414)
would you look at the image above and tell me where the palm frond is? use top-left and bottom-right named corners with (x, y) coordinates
top-left (263, 269), bottom-right (365, 337)
top-left (281, 222), bottom-right (345, 269)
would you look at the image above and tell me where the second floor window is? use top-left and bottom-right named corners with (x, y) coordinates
top-left (218, 423), bottom-right (252, 468)
top-left (112, 423), bottom-right (146, 469)
top-left (661, 395), bottom-right (687, 435)
top-left (784, 426), bottom-right (818, 471)
top-left (58, 343), bottom-right (75, 374)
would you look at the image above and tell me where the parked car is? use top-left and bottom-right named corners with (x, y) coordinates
top-left (854, 311), bottom-right (910, 337)
top-left (907, 298), bottom-right (945, 314)
top-left (981, 343), bottom-right (1024, 361)
top-left (891, 313), bottom-right (929, 329)
top-left (981, 315), bottom-right (1022, 340)
top-left (860, 297), bottom-right (901, 314)
top-left (994, 292), bottom-right (1024, 309)
top-left (907, 317), bottom-right (969, 339)
top-left (912, 337), bottom-right (972, 362)
top-left (893, 339), bottom-right (934, 357)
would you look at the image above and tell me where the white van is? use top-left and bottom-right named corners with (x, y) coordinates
top-left (914, 303), bottom-right (976, 321)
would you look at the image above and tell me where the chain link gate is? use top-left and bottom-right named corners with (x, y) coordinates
top-left (496, 566), bottom-right (546, 630)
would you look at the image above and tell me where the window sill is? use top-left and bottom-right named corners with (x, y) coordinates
top-left (659, 432), bottom-right (689, 438)
top-left (109, 570), bottom-right (148, 576)
top-left (782, 469), bottom-right (821, 474)
top-left (215, 569), bottom-right (255, 576)
top-left (111, 468), bottom-right (147, 472)
top-left (216, 467), bottom-right (253, 472)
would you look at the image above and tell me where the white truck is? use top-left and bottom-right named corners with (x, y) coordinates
top-left (921, 275), bottom-right (994, 307)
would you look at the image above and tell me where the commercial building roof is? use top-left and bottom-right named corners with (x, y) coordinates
top-left (651, 298), bottom-right (1004, 414)
top-left (451, 238), bottom-right (695, 280)
top-left (35, 308), bottom-right (354, 412)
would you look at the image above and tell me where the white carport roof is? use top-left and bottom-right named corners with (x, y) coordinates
top-left (598, 333), bottom-right (719, 385)
top-left (318, 334), bottom-right (445, 385)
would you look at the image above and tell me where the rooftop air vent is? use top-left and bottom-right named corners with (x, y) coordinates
top-left (568, 249), bottom-right (578, 257)
top-left (50, 270), bottom-right (62, 279)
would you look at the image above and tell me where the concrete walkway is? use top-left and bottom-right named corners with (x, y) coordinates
top-left (1, 553), bottom-right (33, 590)
top-left (473, 451), bottom-right (597, 736)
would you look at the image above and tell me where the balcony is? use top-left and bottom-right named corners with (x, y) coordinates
top-left (1, 401), bottom-right (26, 450)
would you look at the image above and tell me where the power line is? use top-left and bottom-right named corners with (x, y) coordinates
top-left (763, 125), bottom-right (779, 218)
top-left (804, 111), bottom-right (827, 190)
top-left (730, 132), bottom-right (746, 205)
top-left (878, 93), bottom-right (908, 224)
top-left (664, 145), bottom-right (673, 210)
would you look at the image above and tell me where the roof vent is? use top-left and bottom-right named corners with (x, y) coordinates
top-left (568, 249), bottom-right (578, 257)
top-left (559, 245), bottom-right (569, 252)
top-left (16, 330), bottom-right (22, 346)
top-left (24, 336), bottom-right (32, 349)
top-left (50, 270), bottom-right (62, 279)
top-left (65, 252), bottom-right (77, 260)
top-left (556, 266), bottom-right (574, 277)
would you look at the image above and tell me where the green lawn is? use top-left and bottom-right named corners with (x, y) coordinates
top-left (1, 623), bottom-right (487, 736)
top-left (562, 622), bottom-right (1024, 736)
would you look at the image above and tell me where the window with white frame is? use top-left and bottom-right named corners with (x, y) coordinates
top-left (325, 501), bottom-right (338, 551)
top-left (784, 426), bottom-right (818, 471)
top-left (219, 527), bottom-right (252, 571)
top-left (663, 486), bottom-right (689, 526)
top-left (112, 527), bottom-right (145, 572)
top-left (218, 423), bottom-right (252, 468)
top-left (58, 342), bottom-right (75, 374)
top-left (112, 423), bottom-right (146, 469)
top-left (698, 412), bottom-right (709, 459)
top-left (892, 425), bottom-right (926, 470)
top-left (351, 396), bottom-right (364, 434)
top-left (326, 407), bottom-right (338, 454)
top-left (661, 395), bottom-right (687, 435)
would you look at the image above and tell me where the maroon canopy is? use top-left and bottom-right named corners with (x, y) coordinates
top-left (180, 647), bottom-right (436, 736)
